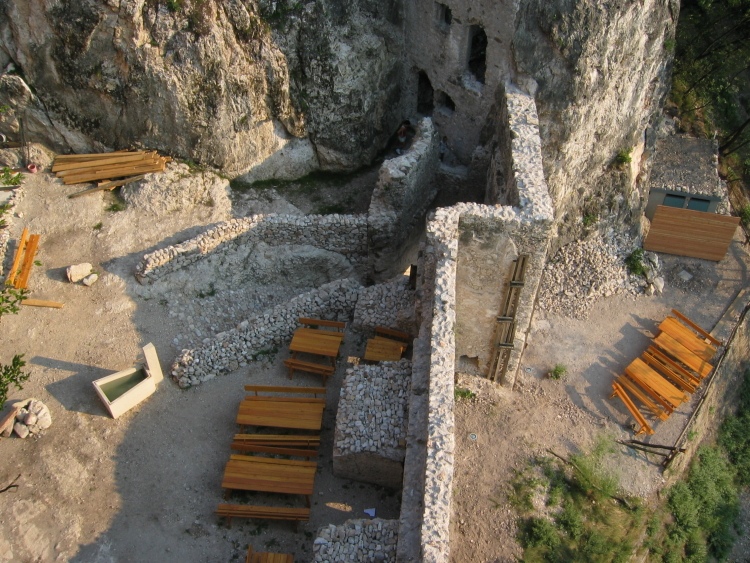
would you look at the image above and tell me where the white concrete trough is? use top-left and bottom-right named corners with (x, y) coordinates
top-left (92, 343), bottom-right (164, 419)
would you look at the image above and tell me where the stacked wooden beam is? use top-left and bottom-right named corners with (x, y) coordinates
top-left (6, 227), bottom-right (39, 290)
top-left (52, 150), bottom-right (169, 185)
top-left (609, 309), bottom-right (722, 436)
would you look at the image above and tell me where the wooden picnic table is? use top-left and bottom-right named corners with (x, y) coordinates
top-left (236, 398), bottom-right (325, 431)
top-left (625, 357), bottom-right (687, 409)
top-left (364, 337), bottom-right (406, 362)
top-left (289, 328), bottom-right (342, 363)
top-left (221, 454), bottom-right (316, 503)
top-left (653, 332), bottom-right (713, 379)
top-left (658, 317), bottom-right (716, 362)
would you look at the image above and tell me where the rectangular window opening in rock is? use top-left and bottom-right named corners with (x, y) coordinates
top-left (468, 25), bottom-right (487, 85)
top-left (417, 70), bottom-right (435, 116)
top-left (434, 2), bottom-right (452, 29)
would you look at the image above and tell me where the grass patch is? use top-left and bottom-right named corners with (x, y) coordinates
top-left (1, 166), bottom-right (22, 186)
top-left (93, 222), bottom-right (103, 231)
top-left (513, 439), bottom-right (641, 563)
top-left (719, 368), bottom-right (750, 486)
top-left (454, 387), bottom-right (476, 400)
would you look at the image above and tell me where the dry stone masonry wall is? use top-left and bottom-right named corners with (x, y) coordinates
top-left (368, 118), bottom-right (440, 277)
top-left (313, 519), bottom-right (399, 563)
top-left (135, 214), bottom-right (368, 284)
top-left (333, 360), bottom-right (411, 489)
top-left (170, 278), bottom-right (361, 388)
top-left (352, 277), bottom-right (416, 333)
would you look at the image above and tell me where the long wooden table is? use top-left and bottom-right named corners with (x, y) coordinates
top-left (236, 398), bottom-right (325, 431)
top-left (658, 317), bottom-right (716, 362)
top-left (221, 454), bottom-right (316, 503)
top-left (653, 332), bottom-right (713, 379)
top-left (289, 329), bottom-right (342, 362)
top-left (625, 357), bottom-right (687, 409)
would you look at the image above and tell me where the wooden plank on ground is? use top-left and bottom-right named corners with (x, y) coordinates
top-left (52, 152), bottom-right (156, 172)
top-left (53, 150), bottom-right (142, 162)
top-left (6, 227), bottom-right (29, 287)
top-left (68, 175), bottom-right (145, 199)
top-left (643, 205), bottom-right (739, 261)
top-left (15, 234), bottom-right (40, 290)
top-left (60, 159), bottom-right (165, 184)
top-left (21, 299), bottom-right (64, 308)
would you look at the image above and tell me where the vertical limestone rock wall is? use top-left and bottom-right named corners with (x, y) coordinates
top-left (513, 0), bottom-right (679, 244)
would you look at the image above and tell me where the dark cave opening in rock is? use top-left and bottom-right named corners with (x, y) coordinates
top-left (468, 25), bottom-right (487, 84)
top-left (417, 70), bottom-right (434, 115)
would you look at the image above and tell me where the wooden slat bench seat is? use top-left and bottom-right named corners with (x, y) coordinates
top-left (653, 332), bottom-right (713, 379)
top-left (671, 309), bottom-right (722, 346)
top-left (221, 455), bottom-right (317, 502)
top-left (363, 337), bottom-right (407, 362)
top-left (246, 546), bottom-right (295, 563)
top-left (615, 375), bottom-right (670, 421)
top-left (283, 358), bottom-right (335, 382)
top-left (216, 504), bottom-right (310, 529)
top-left (298, 317), bottom-right (346, 331)
top-left (231, 434), bottom-right (320, 458)
top-left (374, 326), bottom-right (412, 343)
top-left (244, 385), bottom-right (326, 397)
top-left (610, 382), bottom-right (654, 435)
top-left (645, 346), bottom-right (701, 387)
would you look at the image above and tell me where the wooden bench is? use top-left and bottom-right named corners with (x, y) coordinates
top-left (653, 332), bottom-right (713, 379)
top-left (374, 326), bottom-right (412, 343)
top-left (625, 357), bottom-right (688, 409)
top-left (363, 337), bottom-right (407, 362)
top-left (246, 545), bottom-right (295, 563)
top-left (610, 382), bottom-right (654, 436)
top-left (283, 358), bottom-right (335, 382)
top-left (231, 434), bottom-right (320, 458)
top-left (216, 504), bottom-right (310, 529)
top-left (641, 347), bottom-right (698, 394)
top-left (244, 385), bottom-right (326, 397)
top-left (659, 317), bottom-right (717, 362)
top-left (299, 317), bottom-right (346, 331)
top-left (615, 375), bottom-right (670, 421)
top-left (671, 309), bottom-right (722, 347)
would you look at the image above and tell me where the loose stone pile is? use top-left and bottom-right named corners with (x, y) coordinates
top-left (0, 399), bottom-right (52, 439)
top-left (333, 360), bottom-right (411, 488)
top-left (537, 235), bottom-right (645, 319)
top-left (170, 278), bottom-right (361, 387)
top-left (352, 277), bottom-right (416, 332)
top-left (136, 213), bottom-right (368, 284)
top-left (312, 518), bottom-right (399, 563)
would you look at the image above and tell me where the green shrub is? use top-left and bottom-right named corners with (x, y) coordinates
top-left (0, 354), bottom-right (30, 411)
top-left (520, 517), bottom-right (560, 550)
top-left (0, 167), bottom-right (22, 186)
top-left (549, 364), bottom-right (567, 380)
top-left (740, 204), bottom-right (750, 227)
top-left (0, 285), bottom-right (28, 319)
top-left (614, 148), bottom-right (632, 167)
top-left (625, 248), bottom-right (646, 276)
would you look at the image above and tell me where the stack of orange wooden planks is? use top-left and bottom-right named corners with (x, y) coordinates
top-left (6, 227), bottom-right (39, 290)
top-left (52, 150), bottom-right (170, 185)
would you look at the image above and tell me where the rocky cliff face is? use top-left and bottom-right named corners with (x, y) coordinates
top-left (0, 0), bottom-right (403, 176)
top-left (513, 0), bottom-right (679, 244)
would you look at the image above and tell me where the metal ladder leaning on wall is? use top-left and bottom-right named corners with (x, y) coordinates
top-left (488, 254), bottom-right (530, 383)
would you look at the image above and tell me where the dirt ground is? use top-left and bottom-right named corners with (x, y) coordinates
top-left (1, 153), bottom-right (749, 563)
top-left (450, 239), bottom-right (750, 562)
top-left (0, 162), bottom-right (399, 563)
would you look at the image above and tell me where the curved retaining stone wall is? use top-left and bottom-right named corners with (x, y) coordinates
top-left (333, 360), bottom-right (411, 489)
top-left (312, 519), bottom-right (399, 562)
top-left (170, 277), bottom-right (361, 388)
top-left (135, 213), bottom-right (368, 284)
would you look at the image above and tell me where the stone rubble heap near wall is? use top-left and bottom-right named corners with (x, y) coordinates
top-left (135, 213), bottom-right (369, 284)
top-left (351, 276), bottom-right (417, 333)
top-left (312, 519), bottom-right (399, 563)
top-left (333, 360), bottom-right (411, 489)
top-left (368, 118), bottom-right (439, 275)
top-left (170, 277), bottom-right (362, 388)
top-left (0, 187), bottom-right (22, 278)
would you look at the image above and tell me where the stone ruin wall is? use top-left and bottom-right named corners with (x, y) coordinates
top-left (368, 118), bottom-right (440, 278)
top-left (396, 84), bottom-right (553, 562)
